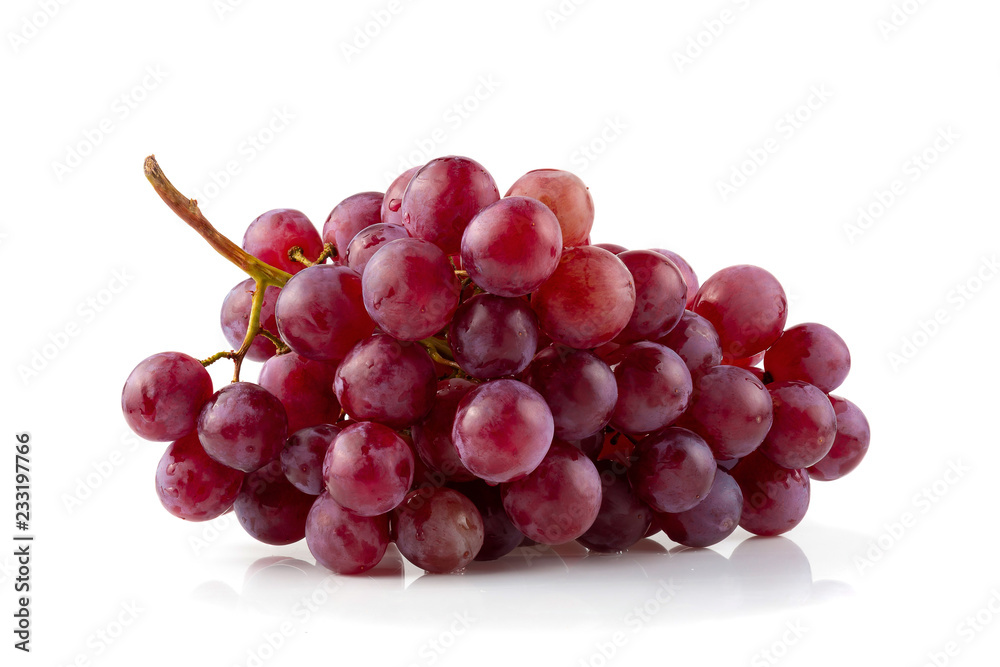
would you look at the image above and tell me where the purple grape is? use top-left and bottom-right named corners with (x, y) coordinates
top-left (122, 352), bottom-right (213, 442)
top-left (531, 246), bottom-right (636, 349)
top-left (656, 310), bottom-right (723, 379)
top-left (401, 156), bottom-right (500, 255)
top-left (257, 352), bottom-right (341, 434)
top-left (281, 424), bottom-right (340, 495)
top-left (460, 196), bottom-right (563, 297)
top-left (155, 433), bottom-right (243, 521)
top-left (615, 250), bottom-right (687, 343)
top-left (242, 208), bottom-right (322, 275)
top-left (657, 468), bottom-right (742, 547)
top-left (394, 487), bottom-right (485, 573)
top-left (411, 379), bottom-right (477, 482)
top-left (807, 395), bottom-right (870, 481)
top-left (501, 441), bottom-right (602, 545)
top-left (577, 461), bottom-right (654, 553)
top-left (448, 293), bottom-right (539, 379)
top-left (732, 450), bottom-right (810, 537)
top-left (333, 334), bottom-right (436, 428)
top-left (652, 249), bottom-right (699, 308)
top-left (220, 279), bottom-right (281, 362)
top-left (609, 342), bottom-right (693, 435)
top-left (322, 192), bottom-right (384, 260)
top-left (344, 223), bottom-right (410, 276)
top-left (450, 481), bottom-right (525, 561)
top-left (452, 379), bottom-right (554, 484)
top-left (197, 382), bottom-right (288, 473)
top-left (628, 427), bottom-right (716, 514)
top-left (306, 491), bottom-right (391, 575)
top-left (361, 238), bottom-right (461, 341)
top-left (275, 264), bottom-right (375, 361)
top-left (234, 459), bottom-right (315, 545)
top-left (382, 166), bottom-right (420, 227)
top-left (323, 422), bottom-right (414, 516)
top-left (764, 323), bottom-right (851, 393)
top-left (759, 381), bottom-right (837, 469)
top-left (522, 345), bottom-right (618, 441)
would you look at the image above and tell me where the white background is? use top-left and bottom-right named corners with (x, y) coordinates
top-left (2, 0), bottom-right (999, 665)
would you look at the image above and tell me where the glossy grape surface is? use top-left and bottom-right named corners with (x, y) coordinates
top-left (448, 294), bottom-right (539, 379)
top-left (306, 491), bottom-right (391, 574)
top-left (692, 265), bottom-right (787, 361)
top-left (122, 352), bottom-right (213, 442)
top-left (505, 169), bottom-right (594, 246)
top-left (197, 382), bottom-right (288, 473)
top-left (220, 279), bottom-right (281, 362)
top-left (155, 433), bottom-right (243, 521)
top-left (243, 208), bottom-right (323, 275)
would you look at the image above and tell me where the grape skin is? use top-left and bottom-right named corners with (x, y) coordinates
top-left (652, 249), bottom-right (699, 308)
top-left (506, 169), bottom-right (594, 246)
top-left (657, 310), bottom-right (723, 379)
top-left (257, 352), bottom-right (341, 434)
top-left (731, 450), bottom-right (810, 537)
top-left (122, 351), bottom-right (213, 442)
top-left (628, 427), bottom-right (717, 514)
top-left (764, 323), bottom-right (851, 393)
top-left (322, 422), bottom-right (414, 517)
top-left (242, 208), bottom-right (323, 275)
top-left (610, 341), bottom-right (693, 435)
top-left (155, 433), bottom-right (243, 521)
top-left (382, 166), bottom-right (420, 227)
top-left (344, 223), bottom-right (410, 276)
top-left (680, 365), bottom-right (774, 460)
top-left (615, 250), bottom-right (687, 343)
top-left (807, 395), bottom-right (870, 481)
top-left (759, 380), bottom-right (837, 469)
top-left (322, 192), bottom-right (385, 260)
top-left (394, 487), bottom-right (485, 573)
top-left (657, 468), bottom-right (742, 548)
top-left (448, 293), bottom-right (539, 380)
top-left (305, 491), bottom-right (391, 575)
top-left (411, 379), bottom-right (477, 482)
top-left (234, 459), bottom-right (315, 545)
top-left (281, 424), bottom-right (340, 495)
top-left (197, 382), bottom-right (288, 473)
top-left (220, 279), bottom-right (281, 362)
top-left (692, 265), bottom-right (787, 361)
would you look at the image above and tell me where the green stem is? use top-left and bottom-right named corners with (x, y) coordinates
top-left (143, 155), bottom-right (291, 289)
top-left (289, 243), bottom-right (337, 268)
top-left (201, 351), bottom-right (235, 367)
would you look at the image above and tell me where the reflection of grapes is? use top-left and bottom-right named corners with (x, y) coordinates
top-left (126, 154), bottom-right (870, 575)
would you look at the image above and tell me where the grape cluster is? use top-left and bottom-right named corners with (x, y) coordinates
top-left (124, 155), bottom-right (871, 575)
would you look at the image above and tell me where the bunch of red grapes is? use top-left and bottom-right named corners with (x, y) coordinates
top-left (123, 155), bottom-right (870, 575)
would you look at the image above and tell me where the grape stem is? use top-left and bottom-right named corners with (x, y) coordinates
top-left (144, 155), bottom-right (292, 383)
top-left (289, 243), bottom-right (337, 268)
top-left (419, 336), bottom-right (465, 375)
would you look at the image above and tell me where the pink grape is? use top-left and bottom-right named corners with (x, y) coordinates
top-left (344, 223), bottom-right (410, 276)
top-left (764, 323), bottom-right (851, 393)
top-left (731, 450), bottom-right (810, 537)
top-left (242, 208), bottom-right (322, 275)
top-left (531, 246), bottom-right (636, 349)
top-left (155, 433), bottom-right (243, 521)
top-left (628, 427), bottom-right (716, 514)
top-left (306, 491), bottom-right (391, 575)
top-left (382, 166), bottom-right (420, 227)
top-left (807, 396), bottom-right (870, 481)
top-left (197, 382), bottom-right (288, 473)
top-left (657, 468), bottom-right (742, 548)
top-left (506, 169), bottom-right (594, 246)
top-left (759, 381), bottom-right (837, 469)
top-left (411, 379), bottom-right (477, 482)
top-left (680, 365), bottom-right (774, 460)
top-left (448, 293), bottom-right (539, 379)
top-left (323, 422), bottom-right (414, 516)
top-left (577, 461), bottom-right (654, 553)
top-left (692, 265), bottom-right (787, 361)
top-left (657, 310), bottom-right (723, 379)
top-left (615, 250), bottom-right (687, 343)
top-left (281, 424), bottom-right (340, 495)
top-left (394, 487), bottom-right (485, 573)
top-left (257, 352), bottom-right (341, 434)
top-left (610, 342), bottom-right (693, 435)
top-left (122, 352), bottom-right (213, 442)
top-left (652, 249), bottom-right (699, 308)
top-left (220, 279), bottom-right (281, 362)
top-left (234, 459), bottom-right (315, 545)
top-left (322, 192), bottom-right (384, 260)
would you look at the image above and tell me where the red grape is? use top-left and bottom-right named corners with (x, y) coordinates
top-left (394, 487), bottom-right (485, 573)
top-left (657, 310), bottom-right (723, 379)
top-left (692, 265), bottom-right (787, 361)
top-left (333, 333), bottom-right (436, 428)
top-left (401, 156), bottom-right (500, 255)
top-left (610, 342), bottom-right (693, 435)
top-left (275, 264), bottom-right (375, 361)
top-left (450, 481), bottom-right (525, 561)
top-left (323, 422), bottom-right (414, 516)
top-left (322, 192), bottom-right (384, 260)
top-left (234, 459), bottom-right (314, 545)
top-left (577, 461), bottom-right (653, 553)
top-left (506, 169), bottom-right (594, 246)
top-left (197, 382), bottom-right (288, 473)
top-left (681, 365), bottom-right (774, 460)
top-left (155, 433), bottom-right (243, 521)
top-left (731, 450), bottom-right (810, 537)
top-left (281, 424), bottom-right (340, 495)
top-left (521, 345), bottom-right (617, 441)
top-left (764, 323), bottom-right (851, 393)
top-left (305, 491), bottom-right (391, 575)
top-left (448, 293), bottom-right (539, 379)
top-left (460, 196), bottom-right (562, 297)
top-left (257, 352), bottom-right (341, 434)
top-left (122, 352), bottom-right (213, 442)
top-left (615, 250), bottom-right (687, 343)
top-left (652, 249), bottom-right (698, 308)
top-left (759, 381), bottom-right (837, 469)
top-left (242, 208), bottom-right (322, 275)
top-left (361, 238), bottom-right (461, 341)
top-left (452, 379), bottom-right (554, 484)
top-left (657, 468), bottom-right (742, 547)
top-left (344, 222), bottom-right (410, 276)
top-left (382, 166), bottom-right (420, 227)
top-left (531, 246), bottom-right (636, 349)
top-left (628, 427), bottom-right (716, 513)
top-left (807, 396), bottom-right (870, 481)
top-left (501, 441), bottom-right (602, 544)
